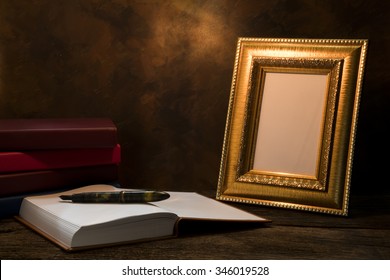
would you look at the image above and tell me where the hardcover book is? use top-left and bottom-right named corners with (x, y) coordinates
top-left (0, 118), bottom-right (118, 150)
top-left (16, 184), bottom-right (270, 251)
top-left (0, 165), bottom-right (118, 197)
top-left (0, 188), bottom-right (69, 219)
top-left (0, 144), bottom-right (121, 173)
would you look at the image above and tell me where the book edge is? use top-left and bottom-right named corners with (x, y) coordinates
top-left (15, 215), bottom-right (72, 251)
top-left (15, 215), bottom-right (177, 252)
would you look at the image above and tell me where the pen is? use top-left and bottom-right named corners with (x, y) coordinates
top-left (59, 191), bottom-right (170, 203)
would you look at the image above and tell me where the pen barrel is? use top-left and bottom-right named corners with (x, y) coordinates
top-left (71, 192), bottom-right (123, 203)
top-left (70, 191), bottom-right (169, 203)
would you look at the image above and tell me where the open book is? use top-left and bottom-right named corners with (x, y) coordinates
top-left (17, 184), bottom-right (270, 251)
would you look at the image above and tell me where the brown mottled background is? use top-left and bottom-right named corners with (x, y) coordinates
top-left (0, 0), bottom-right (388, 194)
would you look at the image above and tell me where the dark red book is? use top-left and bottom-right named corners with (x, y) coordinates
top-left (0, 144), bottom-right (121, 173)
top-left (0, 118), bottom-right (118, 150)
top-left (0, 165), bottom-right (119, 197)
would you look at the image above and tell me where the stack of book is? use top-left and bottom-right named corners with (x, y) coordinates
top-left (0, 118), bottom-right (121, 218)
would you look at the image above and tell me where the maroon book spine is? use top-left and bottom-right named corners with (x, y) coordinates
top-left (0, 144), bottom-right (121, 173)
top-left (0, 165), bottom-right (119, 197)
top-left (0, 118), bottom-right (118, 150)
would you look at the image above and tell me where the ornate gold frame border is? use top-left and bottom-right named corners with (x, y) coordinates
top-left (216, 38), bottom-right (368, 216)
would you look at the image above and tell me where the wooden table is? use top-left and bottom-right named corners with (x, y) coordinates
top-left (1, 191), bottom-right (389, 259)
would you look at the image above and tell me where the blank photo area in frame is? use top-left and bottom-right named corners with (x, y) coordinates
top-left (253, 71), bottom-right (328, 178)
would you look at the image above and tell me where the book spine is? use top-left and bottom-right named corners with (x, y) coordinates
top-left (0, 194), bottom-right (25, 219)
top-left (0, 164), bottom-right (119, 197)
top-left (0, 144), bottom-right (121, 173)
top-left (0, 189), bottom-right (67, 219)
top-left (0, 118), bottom-right (118, 150)
top-left (0, 182), bottom-right (121, 219)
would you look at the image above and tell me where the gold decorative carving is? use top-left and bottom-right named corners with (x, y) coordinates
top-left (216, 38), bottom-right (368, 216)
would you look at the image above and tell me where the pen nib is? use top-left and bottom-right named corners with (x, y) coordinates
top-left (59, 195), bottom-right (72, 201)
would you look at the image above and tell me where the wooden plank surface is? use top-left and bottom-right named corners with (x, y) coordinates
top-left (1, 193), bottom-right (389, 259)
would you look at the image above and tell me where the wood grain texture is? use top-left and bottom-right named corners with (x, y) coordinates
top-left (1, 192), bottom-right (389, 259)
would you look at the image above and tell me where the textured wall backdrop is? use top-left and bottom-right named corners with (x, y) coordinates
top-left (0, 0), bottom-right (389, 194)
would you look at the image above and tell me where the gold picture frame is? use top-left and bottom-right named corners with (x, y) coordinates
top-left (216, 38), bottom-right (368, 216)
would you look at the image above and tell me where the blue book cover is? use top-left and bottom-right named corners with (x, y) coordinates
top-left (0, 189), bottom-right (68, 219)
top-left (0, 182), bottom-right (120, 219)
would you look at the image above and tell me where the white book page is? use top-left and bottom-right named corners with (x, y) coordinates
top-left (22, 184), bottom-right (175, 227)
top-left (153, 192), bottom-right (267, 221)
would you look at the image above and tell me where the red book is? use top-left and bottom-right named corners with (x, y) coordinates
top-left (0, 144), bottom-right (121, 173)
top-left (0, 118), bottom-right (118, 150)
top-left (0, 165), bottom-right (119, 197)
